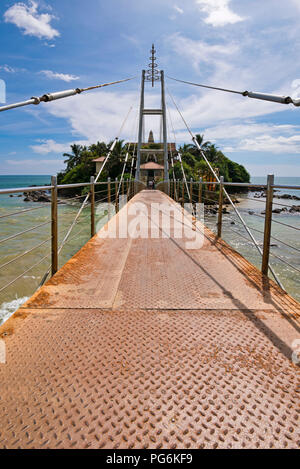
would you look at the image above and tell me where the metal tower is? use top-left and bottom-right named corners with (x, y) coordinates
top-left (135, 45), bottom-right (169, 183)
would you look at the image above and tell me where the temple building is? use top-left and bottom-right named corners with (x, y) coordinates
top-left (134, 130), bottom-right (176, 185)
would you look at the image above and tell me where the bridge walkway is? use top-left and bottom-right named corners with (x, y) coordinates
top-left (0, 190), bottom-right (299, 448)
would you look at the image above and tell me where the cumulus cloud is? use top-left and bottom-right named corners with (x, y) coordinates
top-left (30, 139), bottom-right (86, 155)
top-left (168, 33), bottom-right (239, 72)
top-left (173, 5), bottom-right (184, 14)
top-left (202, 122), bottom-right (300, 154)
top-left (39, 70), bottom-right (80, 82)
top-left (0, 65), bottom-right (16, 73)
top-left (4, 1), bottom-right (59, 40)
top-left (195, 0), bottom-right (245, 27)
top-left (5, 158), bottom-right (65, 175)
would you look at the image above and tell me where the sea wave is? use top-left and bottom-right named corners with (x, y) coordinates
top-left (0, 296), bottom-right (29, 326)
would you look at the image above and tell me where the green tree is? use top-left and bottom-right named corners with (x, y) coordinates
top-left (63, 144), bottom-right (84, 172)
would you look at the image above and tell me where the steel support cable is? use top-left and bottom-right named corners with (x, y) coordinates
top-left (0, 77), bottom-right (137, 113)
top-left (59, 105), bottom-right (132, 253)
top-left (167, 87), bottom-right (284, 289)
top-left (269, 251), bottom-right (300, 274)
top-left (0, 253), bottom-right (50, 294)
top-left (39, 107), bottom-right (133, 287)
top-left (0, 237), bottom-right (52, 271)
top-left (117, 104), bottom-right (139, 197)
top-left (224, 213), bottom-right (300, 252)
top-left (246, 197), bottom-right (293, 208)
top-left (0, 205), bottom-right (47, 219)
top-left (167, 76), bottom-right (300, 107)
top-left (252, 213), bottom-right (300, 231)
top-left (0, 220), bottom-right (50, 245)
top-left (166, 106), bottom-right (178, 199)
top-left (165, 98), bottom-right (190, 201)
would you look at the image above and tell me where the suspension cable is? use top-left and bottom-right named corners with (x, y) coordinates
top-left (166, 100), bottom-right (190, 200)
top-left (167, 76), bottom-right (300, 107)
top-left (117, 103), bottom-right (139, 197)
top-left (166, 106), bottom-right (178, 199)
top-left (39, 106), bottom-right (133, 287)
top-left (0, 77), bottom-right (137, 113)
top-left (167, 87), bottom-right (284, 289)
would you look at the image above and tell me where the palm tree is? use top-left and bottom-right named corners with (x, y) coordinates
top-left (192, 134), bottom-right (211, 154)
top-left (63, 144), bottom-right (83, 171)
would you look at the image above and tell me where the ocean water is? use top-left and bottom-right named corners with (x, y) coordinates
top-left (206, 176), bottom-right (300, 301)
top-left (0, 175), bottom-right (98, 324)
top-left (0, 175), bottom-right (299, 325)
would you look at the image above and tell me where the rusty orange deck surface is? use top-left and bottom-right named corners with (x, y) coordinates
top-left (0, 190), bottom-right (299, 449)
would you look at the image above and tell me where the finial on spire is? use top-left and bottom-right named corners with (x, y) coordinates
top-left (145, 44), bottom-right (160, 87)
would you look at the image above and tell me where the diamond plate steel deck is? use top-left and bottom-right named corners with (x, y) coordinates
top-left (0, 190), bottom-right (299, 449)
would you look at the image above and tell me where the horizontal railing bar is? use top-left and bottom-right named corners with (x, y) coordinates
top-left (0, 237), bottom-right (52, 271)
top-left (57, 183), bottom-right (91, 189)
top-left (0, 204), bottom-right (47, 219)
top-left (2, 181), bottom-right (300, 196)
top-left (272, 184), bottom-right (300, 190)
top-left (0, 185), bottom-right (53, 195)
top-left (0, 221), bottom-right (50, 245)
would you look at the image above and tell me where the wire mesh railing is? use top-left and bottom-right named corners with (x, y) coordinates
top-left (166, 177), bottom-right (300, 301)
top-left (0, 177), bottom-right (142, 314)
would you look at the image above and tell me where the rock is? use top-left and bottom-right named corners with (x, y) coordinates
top-left (23, 190), bottom-right (51, 203)
top-left (230, 221), bottom-right (235, 225)
top-left (248, 210), bottom-right (255, 215)
top-left (289, 205), bottom-right (300, 213)
top-left (272, 208), bottom-right (282, 214)
top-left (276, 194), bottom-right (300, 201)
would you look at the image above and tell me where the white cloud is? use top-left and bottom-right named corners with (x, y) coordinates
top-left (4, 158), bottom-right (64, 175)
top-left (291, 79), bottom-right (300, 99)
top-left (30, 139), bottom-right (87, 155)
top-left (200, 122), bottom-right (300, 154)
top-left (236, 134), bottom-right (300, 154)
top-left (174, 5), bottom-right (184, 14)
top-left (4, 1), bottom-right (59, 40)
top-left (290, 0), bottom-right (300, 10)
top-left (0, 65), bottom-right (16, 73)
top-left (195, 0), bottom-right (245, 27)
top-left (39, 70), bottom-right (80, 82)
top-left (168, 33), bottom-right (239, 72)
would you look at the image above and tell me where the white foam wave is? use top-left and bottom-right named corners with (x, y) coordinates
top-left (0, 296), bottom-right (29, 325)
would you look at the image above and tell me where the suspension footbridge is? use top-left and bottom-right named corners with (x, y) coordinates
top-left (0, 46), bottom-right (299, 449)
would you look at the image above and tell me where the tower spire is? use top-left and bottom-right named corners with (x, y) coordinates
top-left (145, 44), bottom-right (160, 87)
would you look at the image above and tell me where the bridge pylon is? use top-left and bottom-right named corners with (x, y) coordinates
top-left (135, 45), bottom-right (169, 186)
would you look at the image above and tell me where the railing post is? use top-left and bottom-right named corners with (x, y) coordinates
top-left (217, 176), bottom-right (224, 238)
top-left (262, 174), bottom-right (274, 276)
top-left (90, 176), bottom-right (95, 238)
top-left (176, 179), bottom-right (179, 202)
top-left (107, 177), bottom-right (111, 204)
top-left (115, 177), bottom-right (119, 213)
top-left (190, 178), bottom-right (193, 204)
top-left (198, 177), bottom-right (202, 204)
top-left (51, 175), bottom-right (58, 276)
top-left (182, 180), bottom-right (185, 206)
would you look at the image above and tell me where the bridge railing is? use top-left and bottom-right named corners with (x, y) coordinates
top-left (0, 178), bottom-right (143, 313)
top-left (166, 177), bottom-right (300, 299)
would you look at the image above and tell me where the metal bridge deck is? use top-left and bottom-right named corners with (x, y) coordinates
top-left (0, 190), bottom-right (299, 449)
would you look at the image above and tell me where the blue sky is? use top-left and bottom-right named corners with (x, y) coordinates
top-left (0, 0), bottom-right (300, 177)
